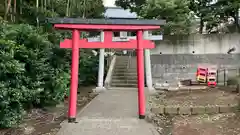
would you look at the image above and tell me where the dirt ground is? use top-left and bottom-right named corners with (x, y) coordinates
top-left (151, 88), bottom-right (240, 135)
top-left (154, 88), bottom-right (239, 106)
top-left (0, 86), bottom-right (97, 135)
top-left (153, 112), bottom-right (240, 135)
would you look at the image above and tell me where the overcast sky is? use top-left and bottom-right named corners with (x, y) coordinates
top-left (103, 0), bottom-right (116, 7)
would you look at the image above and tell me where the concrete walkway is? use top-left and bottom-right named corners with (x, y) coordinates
top-left (57, 89), bottom-right (158, 135)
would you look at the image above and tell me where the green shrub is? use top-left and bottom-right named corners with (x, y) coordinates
top-left (0, 23), bottom-right (70, 127)
top-left (0, 39), bottom-right (27, 127)
top-left (0, 22), bottom-right (100, 128)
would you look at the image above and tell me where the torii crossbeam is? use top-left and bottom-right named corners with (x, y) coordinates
top-left (47, 18), bottom-right (165, 123)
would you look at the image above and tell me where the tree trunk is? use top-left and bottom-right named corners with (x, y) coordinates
top-left (41, 0), bottom-right (44, 11)
top-left (66, 0), bottom-right (70, 16)
top-left (51, 0), bottom-right (54, 15)
top-left (234, 8), bottom-right (239, 33)
top-left (20, 0), bottom-right (22, 14)
top-left (69, 0), bottom-right (72, 16)
top-left (36, 0), bottom-right (39, 26)
top-left (44, 0), bottom-right (46, 10)
top-left (83, 0), bottom-right (86, 18)
top-left (10, 5), bottom-right (13, 21)
top-left (4, 0), bottom-right (12, 20)
top-left (199, 15), bottom-right (204, 34)
top-left (13, 0), bottom-right (16, 22)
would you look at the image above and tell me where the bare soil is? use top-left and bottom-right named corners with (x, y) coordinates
top-left (154, 88), bottom-right (239, 106)
top-left (153, 113), bottom-right (240, 135)
top-left (172, 113), bottom-right (240, 135)
top-left (151, 87), bottom-right (240, 135)
top-left (0, 86), bottom-right (97, 135)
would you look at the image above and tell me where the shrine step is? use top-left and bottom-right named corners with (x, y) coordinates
top-left (115, 63), bottom-right (128, 66)
top-left (113, 72), bottom-right (137, 76)
top-left (112, 75), bottom-right (138, 79)
top-left (114, 67), bottom-right (136, 71)
top-left (114, 68), bottom-right (137, 72)
top-left (111, 83), bottom-right (138, 87)
top-left (110, 56), bottom-right (138, 88)
top-left (111, 79), bottom-right (138, 83)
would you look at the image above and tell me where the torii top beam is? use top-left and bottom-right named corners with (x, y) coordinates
top-left (46, 18), bottom-right (166, 49)
top-left (46, 18), bottom-right (166, 30)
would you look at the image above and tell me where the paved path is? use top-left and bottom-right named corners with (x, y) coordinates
top-left (57, 89), bottom-right (158, 135)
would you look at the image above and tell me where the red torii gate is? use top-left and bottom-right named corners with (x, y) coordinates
top-left (47, 18), bottom-right (165, 123)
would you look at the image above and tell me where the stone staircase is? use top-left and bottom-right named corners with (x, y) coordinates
top-left (111, 56), bottom-right (138, 87)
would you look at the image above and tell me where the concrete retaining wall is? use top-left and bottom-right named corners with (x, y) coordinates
top-left (150, 54), bottom-right (240, 85)
top-left (151, 34), bottom-right (240, 54)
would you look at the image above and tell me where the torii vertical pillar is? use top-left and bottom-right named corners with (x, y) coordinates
top-left (137, 30), bottom-right (145, 119)
top-left (68, 29), bottom-right (80, 122)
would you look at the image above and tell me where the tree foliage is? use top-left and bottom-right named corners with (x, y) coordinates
top-left (189, 0), bottom-right (218, 33)
top-left (116, 0), bottom-right (194, 35)
top-left (116, 0), bottom-right (240, 34)
top-left (1, 0), bottom-right (105, 24)
top-left (0, 0), bottom-right (104, 128)
top-left (140, 0), bottom-right (193, 35)
top-left (213, 0), bottom-right (240, 32)
top-left (115, 0), bottom-right (146, 13)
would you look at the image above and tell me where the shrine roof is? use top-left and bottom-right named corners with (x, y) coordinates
top-left (46, 18), bottom-right (166, 26)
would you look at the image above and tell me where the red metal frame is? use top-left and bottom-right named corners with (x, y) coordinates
top-left (53, 24), bottom-right (160, 122)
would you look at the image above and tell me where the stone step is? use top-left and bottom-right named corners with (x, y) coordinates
top-left (115, 64), bottom-right (128, 67)
top-left (116, 59), bottom-right (128, 62)
top-left (112, 56), bottom-right (139, 88)
top-left (114, 68), bottom-right (136, 71)
top-left (114, 68), bottom-right (137, 72)
top-left (115, 65), bottom-right (128, 68)
top-left (114, 65), bottom-right (128, 68)
top-left (127, 63), bottom-right (137, 65)
top-left (111, 83), bottom-right (138, 87)
top-left (113, 71), bottom-right (137, 77)
top-left (116, 60), bottom-right (129, 62)
top-left (125, 66), bottom-right (137, 68)
top-left (107, 87), bottom-right (138, 91)
top-left (111, 79), bottom-right (138, 83)
top-left (117, 59), bottom-right (130, 61)
top-left (115, 61), bottom-right (128, 63)
top-left (112, 75), bottom-right (138, 79)
top-left (114, 70), bottom-right (137, 73)
top-left (113, 72), bottom-right (138, 76)
top-left (117, 56), bottom-right (129, 58)
top-left (114, 66), bottom-right (136, 70)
